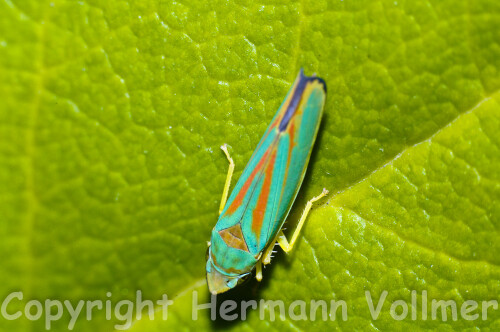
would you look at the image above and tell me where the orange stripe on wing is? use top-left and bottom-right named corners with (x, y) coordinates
top-left (251, 148), bottom-right (277, 238)
top-left (225, 147), bottom-right (271, 215)
top-left (286, 121), bottom-right (297, 168)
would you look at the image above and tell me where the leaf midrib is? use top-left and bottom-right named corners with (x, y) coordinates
top-left (326, 92), bottom-right (497, 202)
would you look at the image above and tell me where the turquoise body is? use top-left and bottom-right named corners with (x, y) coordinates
top-left (206, 69), bottom-right (327, 293)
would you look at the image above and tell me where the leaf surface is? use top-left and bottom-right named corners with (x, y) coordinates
top-left (0, 0), bottom-right (499, 331)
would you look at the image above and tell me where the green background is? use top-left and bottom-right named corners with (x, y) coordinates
top-left (1, 0), bottom-right (500, 330)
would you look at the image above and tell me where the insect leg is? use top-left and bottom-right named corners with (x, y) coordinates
top-left (256, 259), bottom-right (263, 281)
top-left (262, 239), bottom-right (278, 265)
top-left (218, 144), bottom-right (235, 216)
top-left (277, 188), bottom-right (329, 253)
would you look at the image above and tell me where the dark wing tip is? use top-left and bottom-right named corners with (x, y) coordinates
top-left (299, 68), bottom-right (327, 93)
top-left (312, 76), bottom-right (327, 94)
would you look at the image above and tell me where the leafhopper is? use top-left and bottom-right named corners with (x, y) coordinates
top-left (206, 69), bottom-right (328, 294)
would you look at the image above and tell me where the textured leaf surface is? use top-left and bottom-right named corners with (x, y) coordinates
top-left (0, 0), bottom-right (499, 331)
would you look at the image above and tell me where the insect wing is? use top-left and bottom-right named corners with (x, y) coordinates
top-left (215, 70), bottom-right (326, 256)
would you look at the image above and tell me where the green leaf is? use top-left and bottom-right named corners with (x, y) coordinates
top-left (0, 0), bottom-right (499, 331)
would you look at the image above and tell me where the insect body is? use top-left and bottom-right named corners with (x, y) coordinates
top-left (206, 69), bottom-right (328, 294)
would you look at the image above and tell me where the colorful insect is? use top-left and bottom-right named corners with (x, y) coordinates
top-left (206, 69), bottom-right (328, 294)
